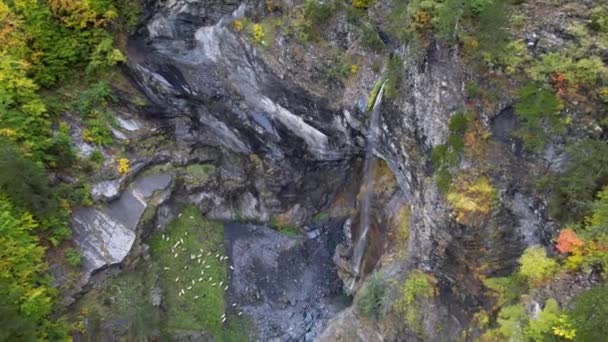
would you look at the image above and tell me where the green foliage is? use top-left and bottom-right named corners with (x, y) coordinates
top-left (490, 304), bottom-right (528, 341)
top-left (589, 5), bottom-right (608, 33)
top-left (304, 0), bottom-right (336, 27)
top-left (89, 150), bottom-right (105, 164)
top-left (569, 284), bottom-right (608, 341)
top-left (385, 55), bottom-right (403, 99)
top-left (483, 39), bottom-right (530, 74)
top-left (447, 173), bottom-right (497, 226)
top-left (400, 270), bottom-right (435, 305)
top-left (389, 0), bottom-right (509, 56)
top-left (366, 79), bottom-right (385, 111)
top-left (312, 211), bottom-right (330, 222)
top-left (0, 289), bottom-right (37, 342)
top-left (57, 181), bottom-right (93, 207)
top-left (518, 246), bottom-right (558, 287)
top-left (431, 110), bottom-right (472, 192)
top-left (514, 83), bottom-right (564, 151)
top-left (0, 141), bottom-right (56, 219)
top-left (183, 164), bottom-right (216, 186)
top-left (345, 6), bottom-right (364, 24)
top-left (0, 0), bottom-right (129, 338)
top-left (75, 82), bottom-right (116, 145)
top-left (562, 186), bottom-right (608, 272)
top-left (550, 140), bottom-right (608, 223)
top-left (355, 273), bottom-right (387, 319)
top-left (149, 206), bottom-right (247, 338)
top-left (293, 0), bottom-right (336, 42)
top-left (524, 299), bottom-right (562, 342)
top-left (361, 25), bottom-right (383, 52)
top-left (76, 81), bottom-right (114, 114)
top-left (46, 123), bottom-right (77, 169)
top-left (483, 298), bottom-right (575, 341)
top-left (587, 186), bottom-right (608, 237)
top-left (394, 270), bottom-right (436, 333)
top-left (483, 273), bottom-right (528, 307)
top-left (527, 53), bottom-right (608, 90)
top-left (0, 196), bottom-right (68, 340)
top-left (270, 216), bottom-right (300, 236)
top-left (64, 248), bottom-right (82, 267)
top-left (465, 80), bottom-right (482, 98)
top-left (73, 268), bottom-right (161, 341)
top-left (83, 112), bottom-right (115, 145)
top-left (86, 36), bottom-right (127, 76)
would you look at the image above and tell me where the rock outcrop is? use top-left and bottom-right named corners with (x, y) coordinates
top-left (65, 0), bottom-right (570, 339)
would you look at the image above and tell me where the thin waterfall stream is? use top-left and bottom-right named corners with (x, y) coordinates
top-left (352, 81), bottom-right (386, 278)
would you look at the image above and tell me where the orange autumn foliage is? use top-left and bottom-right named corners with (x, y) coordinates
top-left (556, 228), bottom-right (584, 254)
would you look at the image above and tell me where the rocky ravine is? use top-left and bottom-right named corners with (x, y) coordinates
top-left (62, 0), bottom-right (567, 340)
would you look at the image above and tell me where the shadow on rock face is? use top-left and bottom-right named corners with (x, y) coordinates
top-left (224, 220), bottom-right (350, 341)
top-left (491, 106), bottom-right (523, 155)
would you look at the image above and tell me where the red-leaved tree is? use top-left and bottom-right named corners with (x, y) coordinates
top-left (556, 228), bottom-right (584, 254)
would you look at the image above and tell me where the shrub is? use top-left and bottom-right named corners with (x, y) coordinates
top-left (550, 140), bottom-right (608, 222)
top-left (490, 304), bottom-right (528, 341)
top-left (64, 248), bottom-right (82, 267)
top-left (304, 0), bottom-right (336, 26)
top-left (589, 5), bottom-right (608, 33)
top-left (355, 273), bottom-right (387, 319)
top-left (361, 25), bottom-right (383, 52)
top-left (89, 150), bottom-right (105, 164)
top-left (352, 0), bottom-right (374, 10)
top-left (526, 54), bottom-right (608, 95)
top-left (465, 80), bottom-right (482, 98)
top-left (117, 158), bottom-right (129, 174)
top-left (569, 285), bottom-right (608, 341)
top-left (483, 273), bottom-right (528, 307)
top-left (345, 6), bottom-right (364, 24)
top-left (431, 111), bottom-right (474, 192)
top-left (0, 141), bottom-right (57, 220)
top-left (483, 39), bottom-right (530, 74)
top-left (447, 174), bottom-right (497, 226)
top-left (514, 83), bottom-right (564, 151)
top-left (524, 299), bottom-right (562, 341)
top-left (86, 36), bottom-right (126, 76)
top-left (252, 23), bottom-right (264, 43)
top-left (400, 270), bottom-right (435, 305)
top-left (46, 123), bottom-right (77, 169)
top-left (555, 229), bottom-right (584, 254)
top-left (394, 270), bottom-right (436, 333)
top-left (518, 246), bottom-right (558, 287)
top-left (385, 55), bottom-right (403, 99)
top-left (83, 113), bottom-right (114, 146)
top-left (270, 215), bottom-right (299, 236)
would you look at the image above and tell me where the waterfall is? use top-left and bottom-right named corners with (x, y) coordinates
top-left (352, 81), bottom-right (385, 277)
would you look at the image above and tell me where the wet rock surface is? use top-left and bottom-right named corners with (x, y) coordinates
top-left (224, 221), bottom-right (349, 341)
top-left (72, 173), bottom-right (172, 277)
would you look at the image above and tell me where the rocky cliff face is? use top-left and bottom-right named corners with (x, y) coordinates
top-left (64, 0), bottom-right (569, 340)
